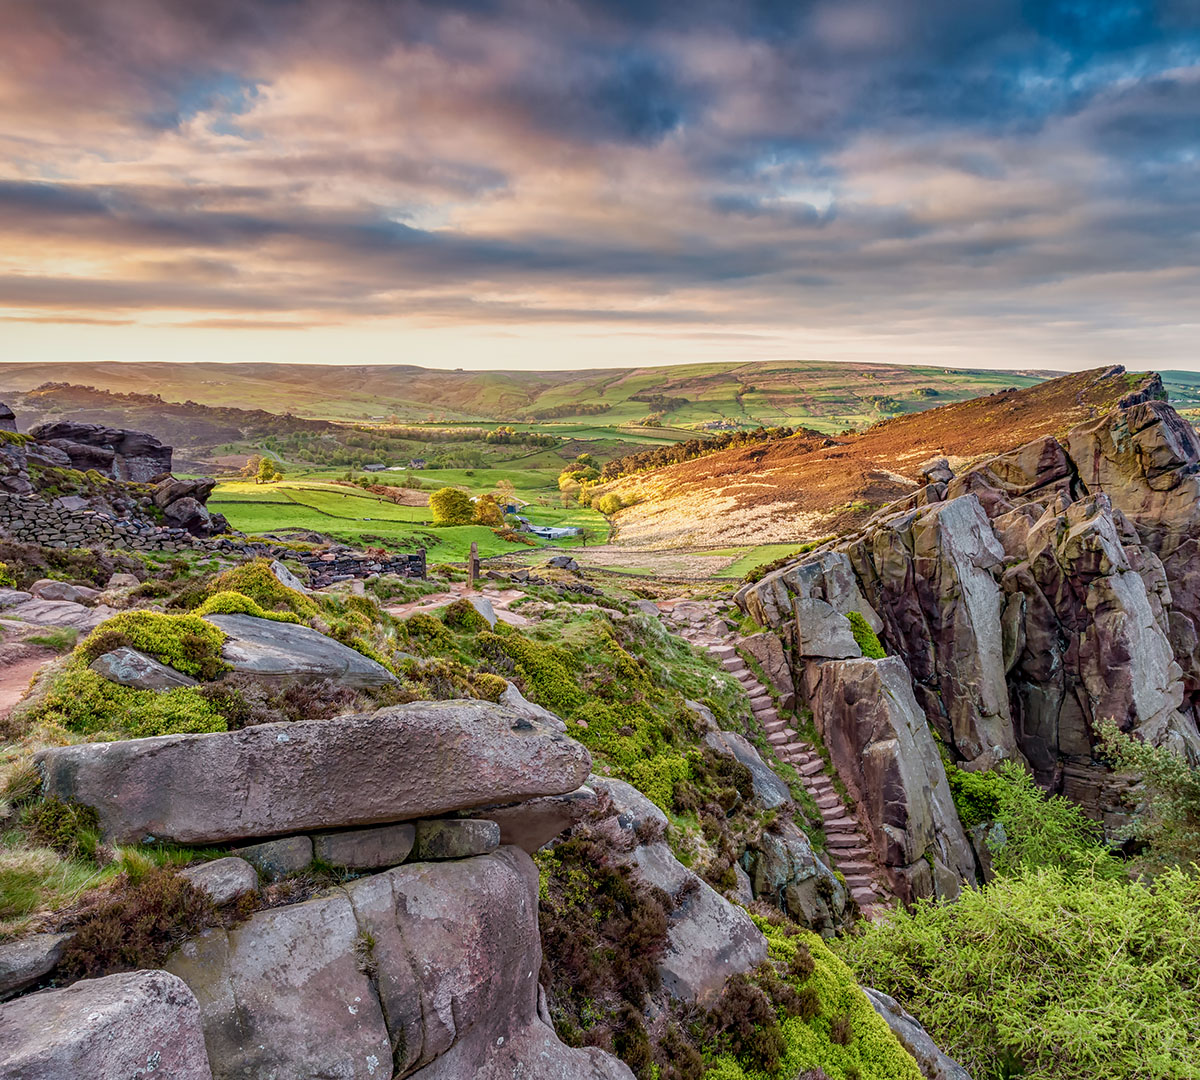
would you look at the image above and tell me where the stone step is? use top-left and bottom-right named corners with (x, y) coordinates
top-left (850, 887), bottom-right (879, 906)
top-left (832, 847), bottom-right (872, 861)
top-left (797, 759), bottom-right (825, 777)
top-left (767, 731), bottom-right (790, 746)
top-left (832, 859), bottom-right (874, 874)
top-left (822, 818), bottom-right (859, 833)
top-left (827, 833), bottom-right (868, 849)
top-left (763, 718), bottom-right (788, 732)
top-left (815, 793), bottom-right (842, 810)
top-left (708, 645), bottom-right (737, 660)
top-left (841, 875), bottom-right (877, 889)
top-left (736, 670), bottom-right (756, 683)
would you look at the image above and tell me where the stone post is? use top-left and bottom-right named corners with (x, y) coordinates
top-left (468, 542), bottom-right (480, 590)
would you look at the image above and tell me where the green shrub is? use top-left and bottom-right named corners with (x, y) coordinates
top-left (846, 613), bottom-right (884, 659)
top-left (1099, 722), bottom-right (1200, 873)
top-left (21, 663), bottom-right (228, 739)
top-left (406, 611), bottom-right (453, 647)
top-left (23, 798), bottom-right (100, 860)
top-left (838, 866), bottom-right (1200, 1080)
top-left (596, 492), bottom-right (624, 516)
top-left (210, 559), bottom-right (318, 619)
top-left (480, 631), bottom-right (583, 714)
top-left (79, 611), bottom-right (228, 679)
top-left (441, 598), bottom-right (490, 633)
top-left (0, 561), bottom-right (15, 588)
top-left (469, 672), bottom-right (508, 702)
top-left (195, 590), bottom-right (302, 624)
top-left (429, 487), bottom-right (474, 526)
top-left (945, 764), bottom-right (1003, 829)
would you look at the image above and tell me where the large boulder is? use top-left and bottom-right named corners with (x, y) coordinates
top-left (27, 420), bottom-right (172, 481)
top-left (204, 612), bottom-right (397, 688)
top-left (90, 647), bottom-right (199, 690)
top-left (864, 988), bottom-right (974, 1080)
top-left (590, 777), bottom-right (767, 1004)
top-left (744, 819), bottom-right (850, 933)
top-left (37, 699), bottom-right (593, 845)
top-left (808, 656), bottom-right (976, 903)
top-left (0, 403), bottom-right (15, 433)
top-left (0, 970), bottom-right (212, 1079)
top-left (4, 598), bottom-right (115, 631)
top-left (168, 847), bottom-right (632, 1080)
top-left (704, 730), bottom-right (792, 810)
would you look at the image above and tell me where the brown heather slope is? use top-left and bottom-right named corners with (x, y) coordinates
top-left (607, 366), bottom-right (1156, 550)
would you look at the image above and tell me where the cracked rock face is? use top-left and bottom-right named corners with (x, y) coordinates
top-left (166, 847), bottom-right (633, 1080)
top-left (738, 384), bottom-right (1200, 896)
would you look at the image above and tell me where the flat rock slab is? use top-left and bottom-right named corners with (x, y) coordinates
top-left (4, 599), bottom-right (114, 631)
top-left (794, 597), bottom-right (861, 659)
top-left (0, 969), bottom-right (212, 1079)
top-left (414, 818), bottom-right (500, 859)
top-left (0, 933), bottom-right (72, 1000)
top-left (38, 699), bottom-right (593, 845)
top-left (231, 836), bottom-right (312, 880)
top-left (204, 612), bottom-right (397, 689)
top-left (91, 646), bottom-right (198, 690)
top-left (313, 822), bottom-right (415, 870)
top-left (0, 589), bottom-right (32, 610)
top-left (181, 857), bottom-right (259, 906)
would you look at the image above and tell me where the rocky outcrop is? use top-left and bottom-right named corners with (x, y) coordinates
top-left (167, 847), bottom-right (632, 1080)
top-left (27, 419), bottom-right (173, 482)
top-left (744, 819), bottom-right (850, 930)
top-left (705, 729), bottom-right (793, 810)
top-left (0, 970), bottom-right (213, 1079)
top-left (864, 988), bottom-right (973, 1080)
top-left (203, 612), bottom-right (398, 688)
top-left (37, 699), bottom-right (593, 844)
top-left (91, 646), bottom-right (199, 690)
top-left (807, 657), bottom-right (975, 902)
top-left (737, 373), bottom-right (1200, 894)
top-left (590, 777), bottom-right (768, 1003)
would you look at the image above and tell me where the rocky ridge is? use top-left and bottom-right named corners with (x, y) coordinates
top-left (737, 369), bottom-right (1200, 901)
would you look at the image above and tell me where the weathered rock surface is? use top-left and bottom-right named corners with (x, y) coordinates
top-left (27, 419), bottom-right (173, 482)
top-left (38, 699), bottom-right (593, 844)
top-left (471, 784), bottom-right (598, 853)
top-left (168, 847), bottom-right (631, 1080)
top-left (413, 818), bottom-right (500, 859)
top-left (744, 819), bottom-right (849, 933)
top-left (180, 857), bottom-right (259, 906)
top-left (29, 579), bottom-right (100, 604)
top-left (0, 589), bottom-right (32, 609)
top-left (268, 559), bottom-right (309, 593)
top-left (795, 598), bottom-right (861, 659)
top-left (738, 631), bottom-right (797, 708)
top-left (808, 657), bottom-right (975, 902)
top-left (205, 612), bottom-right (397, 688)
top-left (738, 378), bottom-right (1200, 849)
top-left (107, 572), bottom-right (140, 588)
top-left (500, 680), bottom-right (568, 732)
top-left (0, 970), bottom-right (212, 1079)
top-left (90, 646), bottom-right (199, 690)
top-left (4, 598), bottom-right (114, 631)
top-left (231, 836), bottom-right (313, 879)
top-left (705, 730), bottom-right (792, 810)
top-left (313, 822), bottom-right (416, 870)
top-left (590, 777), bottom-right (767, 1004)
top-left (0, 933), bottom-right (72, 1000)
top-left (864, 988), bottom-right (973, 1080)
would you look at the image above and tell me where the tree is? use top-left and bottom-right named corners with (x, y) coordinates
top-left (574, 452), bottom-right (597, 469)
top-left (493, 478), bottom-right (517, 508)
top-left (240, 454), bottom-right (263, 479)
top-left (429, 487), bottom-right (474, 526)
top-left (473, 493), bottom-right (504, 526)
top-left (256, 457), bottom-right (283, 484)
top-left (576, 525), bottom-right (597, 547)
top-left (595, 492), bottom-right (624, 516)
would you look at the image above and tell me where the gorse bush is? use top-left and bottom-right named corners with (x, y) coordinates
top-left (195, 590), bottom-right (303, 624)
top-left (210, 559), bottom-right (318, 619)
top-left (838, 867), bottom-right (1200, 1080)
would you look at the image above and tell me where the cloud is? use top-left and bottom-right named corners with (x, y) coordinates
top-left (0, 0), bottom-right (1197, 368)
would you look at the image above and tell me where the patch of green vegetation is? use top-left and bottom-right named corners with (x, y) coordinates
top-left (944, 764), bottom-right (1003, 829)
top-left (25, 627), bottom-right (79, 652)
top-left (210, 559), bottom-right (319, 619)
top-left (704, 914), bottom-right (923, 1080)
top-left (19, 663), bottom-right (229, 739)
top-left (0, 561), bottom-right (15, 588)
top-left (79, 611), bottom-right (228, 679)
top-left (839, 867), bottom-right (1200, 1080)
top-left (195, 590), bottom-right (303, 624)
top-left (846, 612), bottom-right (885, 659)
top-left (740, 539), bottom-right (835, 584)
top-left (441, 597), bottom-right (490, 633)
top-left (22, 798), bottom-right (101, 860)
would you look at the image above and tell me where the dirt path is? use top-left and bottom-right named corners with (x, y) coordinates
top-left (0, 646), bottom-right (55, 721)
top-left (384, 585), bottom-right (532, 627)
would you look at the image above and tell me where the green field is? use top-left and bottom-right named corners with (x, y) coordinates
top-left (210, 479), bottom-right (607, 561)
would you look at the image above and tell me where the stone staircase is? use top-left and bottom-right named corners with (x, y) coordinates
top-left (687, 631), bottom-right (895, 918)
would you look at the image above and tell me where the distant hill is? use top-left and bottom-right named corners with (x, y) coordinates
top-left (0, 359), bottom-right (1054, 431)
top-left (603, 366), bottom-right (1157, 550)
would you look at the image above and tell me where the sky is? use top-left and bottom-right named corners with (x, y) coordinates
top-left (0, 0), bottom-right (1198, 372)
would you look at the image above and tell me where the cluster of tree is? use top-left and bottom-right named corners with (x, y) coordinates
top-left (240, 455), bottom-right (285, 484)
top-left (522, 402), bottom-right (612, 420)
top-left (629, 393), bottom-right (687, 412)
top-left (428, 487), bottom-right (507, 527)
top-left (599, 426), bottom-right (798, 480)
top-left (482, 426), bottom-right (557, 447)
